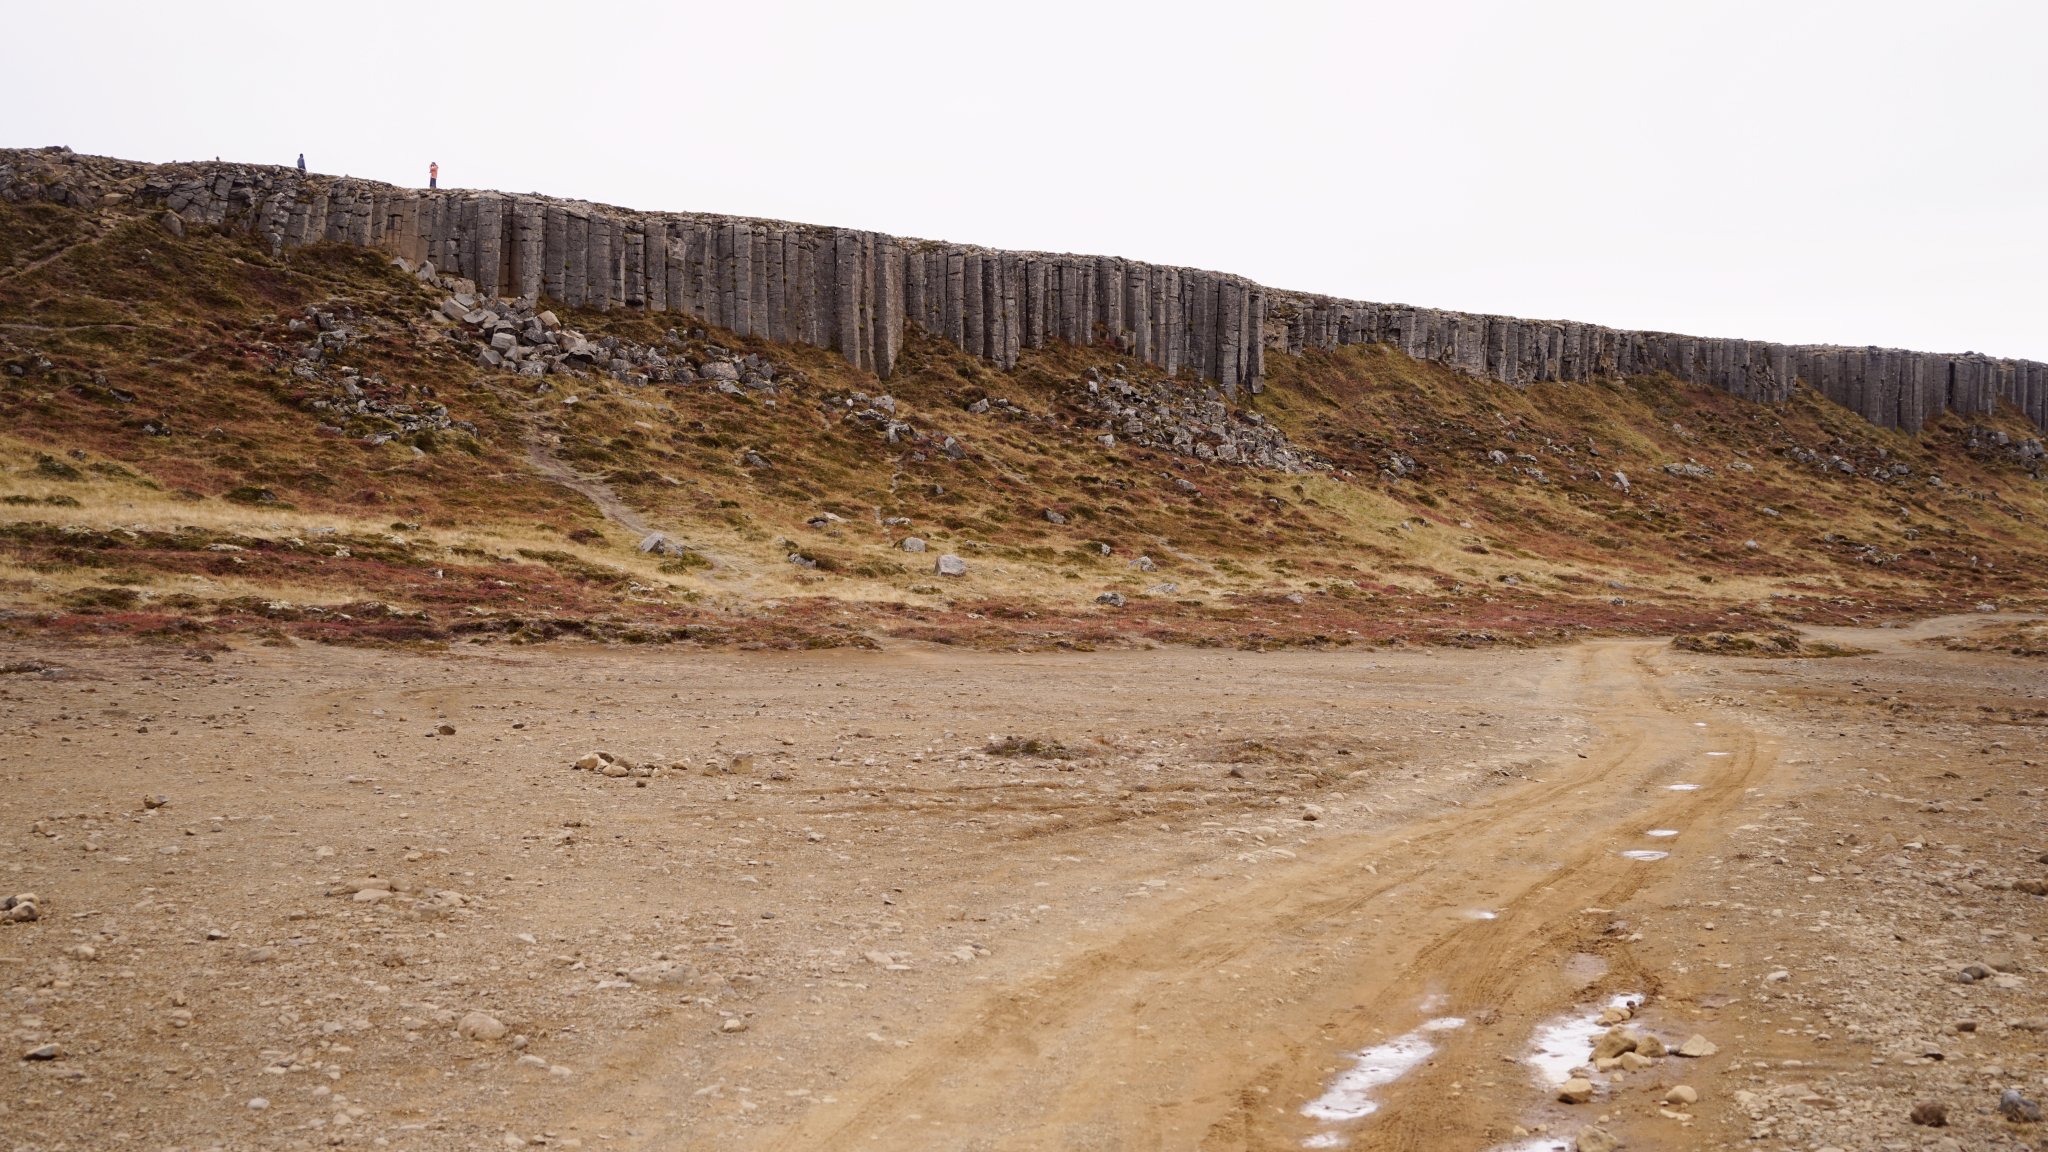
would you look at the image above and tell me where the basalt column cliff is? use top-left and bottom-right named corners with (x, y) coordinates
top-left (4, 150), bottom-right (2038, 434)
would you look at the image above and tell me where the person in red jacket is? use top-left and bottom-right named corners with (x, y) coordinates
top-left (429, 161), bottom-right (438, 190)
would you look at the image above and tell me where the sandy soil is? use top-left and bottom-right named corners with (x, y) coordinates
top-left (2, 616), bottom-right (2045, 1152)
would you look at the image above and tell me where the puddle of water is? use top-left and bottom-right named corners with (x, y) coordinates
top-left (1666, 783), bottom-right (1702, 791)
top-left (1303, 1135), bottom-right (1347, 1149)
top-left (1693, 722), bottom-right (1708, 727)
top-left (1525, 993), bottom-right (1641, 1086)
top-left (1488, 1140), bottom-right (1572, 1152)
top-left (1463, 909), bottom-right (1499, 920)
top-left (1562, 952), bottom-right (1608, 990)
top-left (1645, 829), bottom-right (1679, 837)
top-left (1620, 849), bottom-right (1669, 861)
top-left (1301, 1017), bottom-right (1465, 1123)
top-left (1706, 751), bottom-right (1732, 756)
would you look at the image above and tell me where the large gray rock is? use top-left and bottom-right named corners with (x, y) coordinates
top-left (1129, 556), bottom-right (1157, 573)
top-left (898, 537), bottom-right (927, 553)
top-left (1095, 592), bottom-right (1125, 607)
top-left (932, 554), bottom-right (967, 577)
top-left (698, 361), bottom-right (739, 381)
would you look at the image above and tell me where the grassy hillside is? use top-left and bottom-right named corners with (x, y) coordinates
top-left (0, 189), bottom-right (2041, 655)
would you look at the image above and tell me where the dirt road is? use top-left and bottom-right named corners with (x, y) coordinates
top-left (2, 619), bottom-right (2044, 1152)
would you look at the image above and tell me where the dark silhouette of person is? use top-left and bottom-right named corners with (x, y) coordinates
top-left (297, 153), bottom-right (306, 173)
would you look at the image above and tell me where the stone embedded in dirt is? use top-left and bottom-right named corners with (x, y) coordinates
top-left (246, 1096), bottom-right (269, 1109)
top-left (437, 724), bottom-right (456, 736)
top-left (459, 1011), bottom-right (508, 1041)
top-left (1591, 1026), bottom-right (1640, 1060)
top-left (1558, 1077), bottom-right (1595, 1103)
top-left (1301, 805), bottom-right (1324, 821)
top-left (1985, 953), bottom-right (2020, 973)
top-left (143, 794), bottom-right (169, 809)
top-left (1575, 1127), bottom-right (1618, 1152)
top-left (3, 895), bottom-right (40, 923)
top-left (1596, 1006), bottom-right (1632, 1025)
top-left (1910, 1099), bottom-right (1948, 1126)
top-left (24, 1043), bottom-right (60, 1060)
top-left (1666, 1085), bottom-right (1698, 1105)
top-left (244, 946), bottom-right (277, 963)
top-left (1675, 1034), bottom-right (1717, 1057)
top-left (1618, 1051), bottom-right (1654, 1071)
top-left (516, 1054), bottom-right (548, 1069)
top-left (1636, 1033), bottom-right (1668, 1057)
top-left (353, 888), bottom-right (390, 904)
top-left (933, 554), bottom-right (967, 577)
top-left (627, 961), bottom-right (698, 988)
top-left (720, 1018), bottom-right (748, 1033)
top-left (864, 950), bottom-right (893, 966)
top-left (2000, 1089), bottom-right (2042, 1123)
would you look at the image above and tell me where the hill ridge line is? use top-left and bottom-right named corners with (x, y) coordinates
top-left (3, 146), bottom-right (2039, 435)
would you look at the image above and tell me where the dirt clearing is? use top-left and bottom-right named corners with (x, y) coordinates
top-left (2, 617), bottom-right (2045, 1151)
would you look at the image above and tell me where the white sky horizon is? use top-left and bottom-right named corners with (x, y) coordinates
top-left (11, 1), bottom-right (2043, 362)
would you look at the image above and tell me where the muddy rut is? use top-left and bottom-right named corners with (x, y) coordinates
top-left (721, 640), bottom-right (1770, 1151)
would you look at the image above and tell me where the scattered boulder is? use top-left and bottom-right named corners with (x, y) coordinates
top-left (1675, 1034), bottom-right (1718, 1058)
top-left (899, 537), bottom-right (927, 553)
top-left (1635, 1033), bottom-right (1668, 1058)
top-left (1575, 1127), bottom-right (1618, 1152)
top-left (2000, 1089), bottom-right (2042, 1123)
top-left (1557, 1077), bottom-right (1595, 1104)
top-left (1910, 1100), bottom-right (1948, 1127)
top-left (1591, 1026), bottom-right (1640, 1060)
top-left (1665, 1085), bottom-right (1698, 1105)
top-left (933, 554), bottom-right (967, 577)
top-left (1095, 592), bottom-right (1126, 607)
top-left (458, 1011), bottom-right (509, 1041)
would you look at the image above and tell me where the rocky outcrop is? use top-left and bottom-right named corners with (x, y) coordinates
top-left (2, 147), bottom-right (2038, 434)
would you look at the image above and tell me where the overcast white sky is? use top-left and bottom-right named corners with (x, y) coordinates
top-left (12, 1), bottom-right (2044, 360)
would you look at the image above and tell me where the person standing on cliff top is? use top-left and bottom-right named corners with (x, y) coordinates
top-left (430, 161), bottom-right (438, 190)
top-left (296, 153), bottom-right (306, 172)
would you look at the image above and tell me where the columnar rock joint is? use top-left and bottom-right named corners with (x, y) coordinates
top-left (1, 149), bottom-right (2037, 434)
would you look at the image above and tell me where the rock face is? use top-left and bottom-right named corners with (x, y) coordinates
top-left (5, 147), bottom-right (2038, 432)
